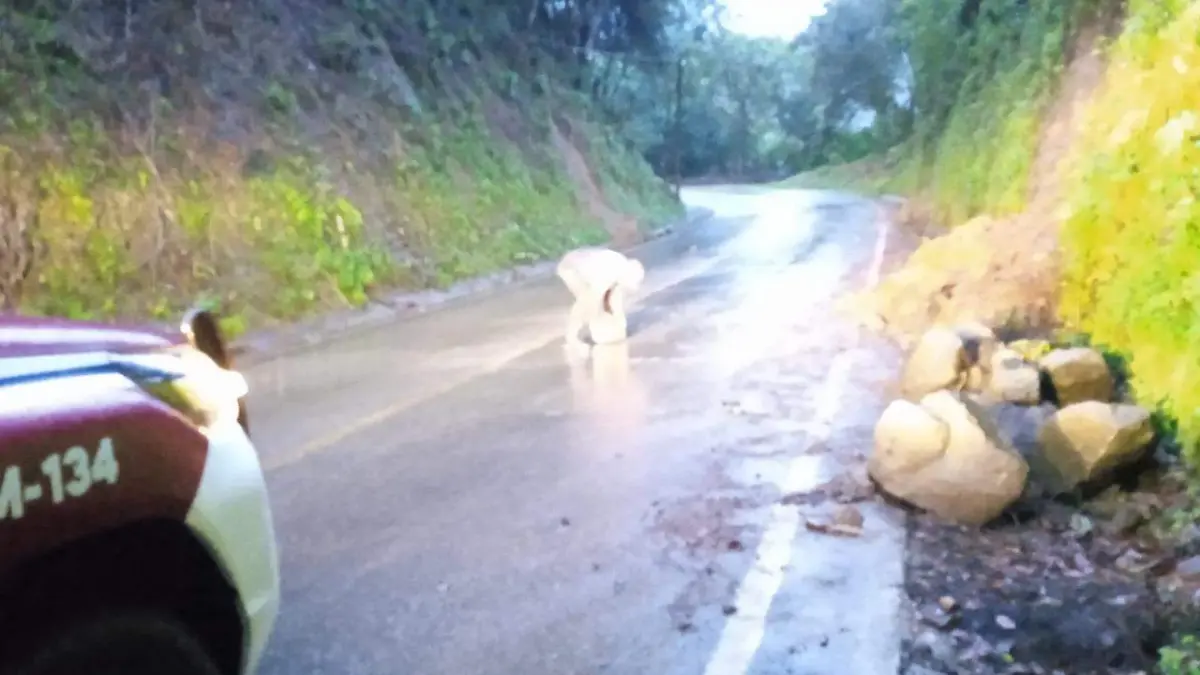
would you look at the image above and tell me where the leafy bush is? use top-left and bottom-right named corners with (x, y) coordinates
top-left (392, 116), bottom-right (611, 286)
top-left (578, 121), bottom-right (683, 228)
top-left (783, 0), bottom-right (1081, 220)
top-left (1058, 2), bottom-right (1200, 458)
top-left (0, 1), bottom-right (682, 337)
top-left (6, 133), bottom-right (397, 332)
top-left (892, 0), bottom-right (1077, 224)
top-left (3, 99), bottom-right (665, 337)
top-left (1160, 634), bottom-right (1200, 675)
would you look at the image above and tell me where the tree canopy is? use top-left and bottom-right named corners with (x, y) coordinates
top-left (552, 0), bottom-right (1085, 183)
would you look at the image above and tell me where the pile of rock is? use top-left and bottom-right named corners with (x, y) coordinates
top-left (870, 323), bottom-right (1157, 525)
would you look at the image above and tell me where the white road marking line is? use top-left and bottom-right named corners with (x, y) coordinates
top-left (866, 206), bottom-right (890, 290)
top-left (702, 352), bottom-right (856, 675)
top-left (703, 203), bottom-right (890, 675)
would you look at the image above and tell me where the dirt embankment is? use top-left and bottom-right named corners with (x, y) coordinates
top-left (843, 12), bottom-right (1200, 674)
top-left (0, 1), bottom-right (679, 334)
top-left (846, 21), bottom-right (1111, 347)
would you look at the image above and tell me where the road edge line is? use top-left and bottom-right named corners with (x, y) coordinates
top-left (702, 201), bottom-right (895, 675)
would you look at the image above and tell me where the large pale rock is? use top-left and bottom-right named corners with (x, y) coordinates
top-left (901, 328), bottom-right (968, 399)
top-left (1036, 402), bottom-right (1155, 492)
top-left (1038, 347), bottom-right (1114, 405)
top-left (986, 347), bottom-right (1042, 405)
top-left (870, 391), bottom-right (1029, 525)
top-left (901, 323), bottom-right (999, 399)
top-left (871, 399), bottom-right (951, 475)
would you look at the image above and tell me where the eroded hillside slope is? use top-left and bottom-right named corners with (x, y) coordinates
top-left (848, 20), bottom-right (1111, 345)
top-left (0, 0), bottom-right (681, 334)
top-left (844, 1), bottom-right (1200, 453)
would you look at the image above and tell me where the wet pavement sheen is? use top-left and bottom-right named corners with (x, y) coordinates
top-left (250, 186), bottom-right (905, 675)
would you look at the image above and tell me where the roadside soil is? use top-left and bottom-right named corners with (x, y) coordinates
top-left (860, 211), bottom-right (1200, 673)
top-left (844, 22), bottom-right (1110, 349)
top-left (899, 456), bottom-right (1200, 675)
top-left (834, 17), bottom-right (1200, 675)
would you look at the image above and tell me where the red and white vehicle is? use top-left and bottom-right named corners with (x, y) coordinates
top-left (0, 309), bottom-right (280, 675)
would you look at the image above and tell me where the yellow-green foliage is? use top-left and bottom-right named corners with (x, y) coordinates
top-left (1058, 0), bottom-right (1200, 457)
top-left (899, 0), bottom-right (1074, 224)
top-left (2, 105), bottom-right (676, 337)
top-left (780, 150), bottom-right (902, 193)
top-left (3, 129), bottom-right (397, 335)
top-left (393, 115), bottom-right (612, 286)
top-left (925, 71), bottom-right (1045, 222)
top-left (1160, 634), bottom-right (1200, 675)
top-left (783, 1), bottom-right (1077, 221)
top-left (1, 98), bottom-right (676, 339)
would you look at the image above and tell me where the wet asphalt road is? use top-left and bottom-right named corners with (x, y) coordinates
top-left (247, 186), bottom-right (906, 675)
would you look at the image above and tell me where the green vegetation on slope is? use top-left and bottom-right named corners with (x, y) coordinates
top-left (773, 0), bottom-right (1200, 667)
top-left (0, 1), bottom-right (682, 335)
top-left (792, 0), bottom-right (1096, 224)
top-left (634, 0), bottom-right (1095, 196)
top-left (787, 0), bottom-right (1200, 466)
top-left (896, 0), bottom-right (1093, 223)
top-left (1058, 0), bottom-right (1200, 459)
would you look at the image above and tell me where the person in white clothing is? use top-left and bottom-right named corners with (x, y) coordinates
top-left (555, 246), bottom-right (645, 346)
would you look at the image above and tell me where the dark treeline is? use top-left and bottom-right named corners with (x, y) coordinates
top-left (533, 0), bottom-right (1096, 182)
top-left (3, 0), bottom-right (1095, 182)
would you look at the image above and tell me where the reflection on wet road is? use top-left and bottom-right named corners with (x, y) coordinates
top-left (249, 186), bottom-right (906, 675)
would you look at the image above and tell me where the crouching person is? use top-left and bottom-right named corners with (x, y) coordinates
top-left (556, 246), bottom-right (645, 347)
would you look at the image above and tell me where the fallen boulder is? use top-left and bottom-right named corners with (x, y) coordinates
top-left (900, 328), bottom-right (967, 400)
top-left (871, 398), bottom-right (951, 474)
top-left (1038, 347), bottom-right (1114, 405)
top-left (1036, 401), bottom-right (1155, 493)
top-left (870, 390), bottom-right (1029, 525)
top-left (986, 346), bottom-right (1042, 405)
top-left (900, 323), bottom-right (997, 399)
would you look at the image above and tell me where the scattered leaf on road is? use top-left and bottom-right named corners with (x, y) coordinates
top-left (804, 518), bottom-right (863, 538)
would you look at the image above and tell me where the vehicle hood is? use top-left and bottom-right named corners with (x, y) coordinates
top-left (0, 314), bottom-right (184, 358)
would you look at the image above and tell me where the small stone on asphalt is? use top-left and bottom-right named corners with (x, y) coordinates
top-left (1174, 554), bottom-right (1200, 580)
top-left (919, 604), bottom-right (956, 629)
